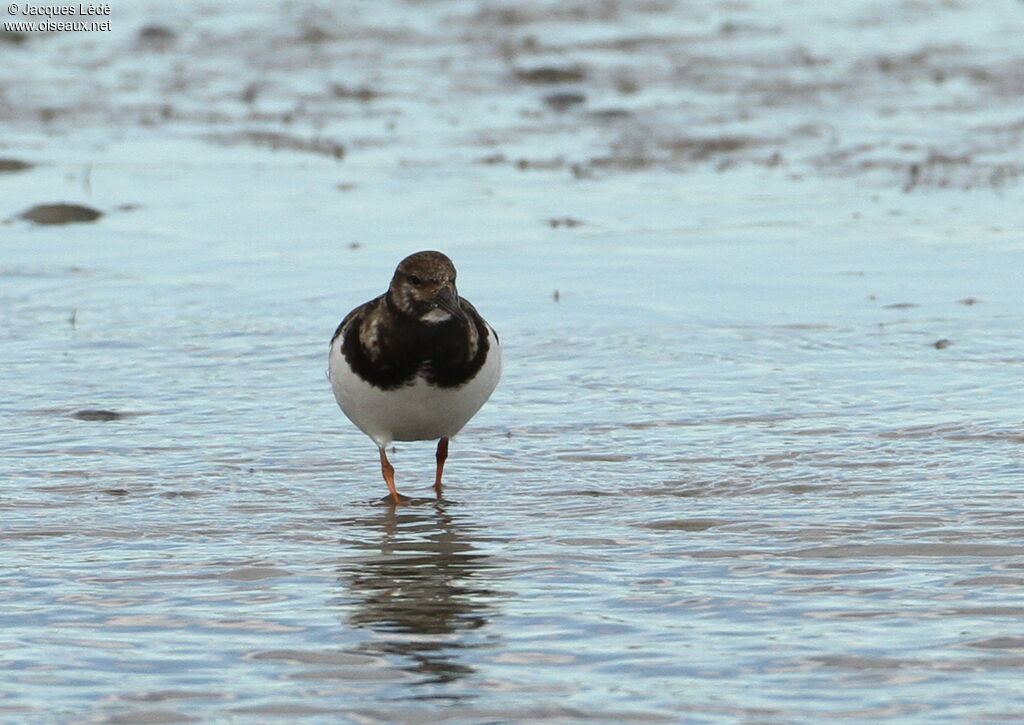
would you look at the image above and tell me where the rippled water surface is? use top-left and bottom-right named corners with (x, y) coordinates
top-left (3, 1), bottom-right (1024, 723)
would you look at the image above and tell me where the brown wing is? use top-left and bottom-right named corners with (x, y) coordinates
top-left (330, 295), bottom-right (381, 347)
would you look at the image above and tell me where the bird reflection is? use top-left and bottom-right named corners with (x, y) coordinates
top-left (335, 504), bottom-right (500, 686)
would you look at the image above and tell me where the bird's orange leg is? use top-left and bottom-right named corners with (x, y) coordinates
top-left (434, 437), bottom-right (449, 499)
top-left (379, 447), bottom-right (408, 505)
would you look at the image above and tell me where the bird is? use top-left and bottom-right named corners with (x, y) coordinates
top-left (328, 251), bottom-right (501, 505)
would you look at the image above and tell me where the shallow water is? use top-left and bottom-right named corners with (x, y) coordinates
top-left (3, 1), bottom-right (1024, 723)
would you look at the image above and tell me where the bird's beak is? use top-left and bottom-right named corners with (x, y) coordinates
top-left (435, 285), bottom-right (467, 322)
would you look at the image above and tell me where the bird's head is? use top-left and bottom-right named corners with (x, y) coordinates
top-left (388, 250), bottom-right (467, 324)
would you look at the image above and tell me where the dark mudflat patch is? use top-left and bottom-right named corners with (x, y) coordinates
top-left (19, 203), bottom-right (102, 225)
top-left (543, 91), bottom-right (586, 111)
top-left (515, 66), bottom-right (586, 84)
top-left (547, 217), bottom-right (584, 228)
top-left (661, 136), bottom-right (757, 160)
top-left (0, 29), bottom-right (28, 44)
top-left (515, 156), bottom-right (566, 171)
top-left (330, 84), bottom-right (380, 101)
top-left (588, 134), bottom-right (770, 172)
top-left (0, 158), bottom-right (33, 172)
top-left (205, 131), bottom-right (346, 160)
top-left (136, 25), bottom-right (178, 50)
top-left (71, 409), bottom-right (125, 422)
top-left (902, 151), bottom-right (1024, 192)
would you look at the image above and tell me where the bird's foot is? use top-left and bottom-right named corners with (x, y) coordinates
top-left (379, 492), bottom-right (412, 506)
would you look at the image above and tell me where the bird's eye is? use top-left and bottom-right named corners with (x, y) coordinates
top-left (409, 274), bottom-right (422, 286)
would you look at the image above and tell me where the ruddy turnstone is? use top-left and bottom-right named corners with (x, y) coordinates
top-left (328, 251), bottom-right (501, 504)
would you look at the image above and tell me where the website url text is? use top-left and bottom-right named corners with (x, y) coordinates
top-left (5, 19), bottom-right (110, 30)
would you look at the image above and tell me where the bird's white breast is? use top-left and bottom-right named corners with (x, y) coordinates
top-left (328, 326), bottom-right (501, 447)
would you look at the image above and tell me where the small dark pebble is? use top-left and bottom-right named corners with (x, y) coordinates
top-left (515, 66), bottom-right (586, 84)
top-left (161, 490), bottom-right (203, 499)
top-left (515, 157), bottom-right (565, 171)
top-left (241, 83), bottom-right (260, 105)
top-left (588, 108), bottom-right (632, 121)
top-left (330, 84), bottom-right (379, 101)
top-left (72, 409), bottom-right (123, 421)
top-left (102, 488), bottom-right (130, 496)
top-left (553, 290), bottom-right (561, 302)
top-left (958, 297), bottom-right (980, 305)
top-left (20, 203), bottom-right (102, 225)
top-left (615, 76), bottom-right (639, 95)
top-left (570, 163), bottom-right (594, 179)
top-left (664, 135), bottom-right (753, 160)
top-left (137, 25), bottom-right (176, 48)
top-left (0, 158), bottom-right (33, 172)
top-left (883, 302), bottom-right (917, 309)
top-left (548, 217), bottom-right (583, 228)
top-left (299, 25), bottom-right (331, 44)
top-left (933, 339), bottom-right (952, 349)
top-left (543, 91), bottom-right (586, 111)
top-left (0, 29), bottom-right (28, 44)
